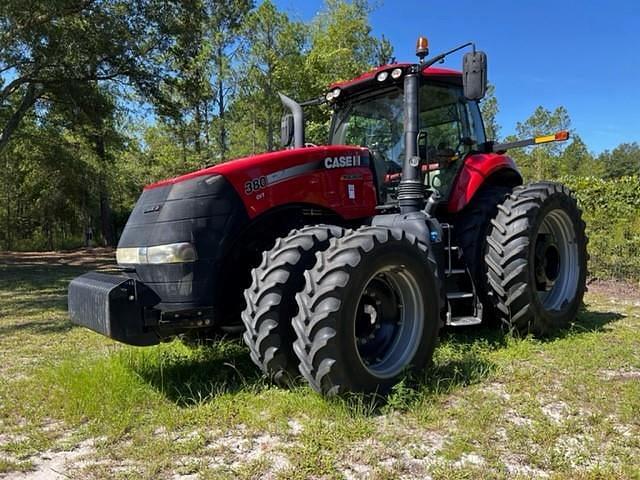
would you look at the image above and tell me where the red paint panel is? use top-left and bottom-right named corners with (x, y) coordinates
top-left (145, 145), bottom-right (378, 220)
top-left (447, 153), bottom-right (521, 213)
top-left (330, 64), bottom-right (460, 90)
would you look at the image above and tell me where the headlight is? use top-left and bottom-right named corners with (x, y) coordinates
top-left (326, 88), bottom-right (341, 102)
top-left (376, 71), bottom-right (389, 82)
top-left (391, 68), bottom-right (403, 79)
top-left (116, 242), bottom-right (198, 265)
top-left (116, 247), bottom-right (144, 265)
top-left (147, 243), bottom-right (197, 264)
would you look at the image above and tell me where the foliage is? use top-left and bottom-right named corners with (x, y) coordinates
top-left (0, 0), bottom-right (179, 152)
top-left (0, 0), bottom-right (390, 249)
top-left (227, 0), bottom-right (307, 157)
top-left (563, 175), bottom-right (640, 281)
top-left (480, 84), bottom-right (500, 141)
top-left (507, 106), bottom-right (572, 180)
top-left (0, 0), bottom-right (639, 259)
top-left (599, 142), bottom-right (640, 178)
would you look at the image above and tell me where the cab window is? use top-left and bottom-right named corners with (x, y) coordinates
top-left (419, 83), bottom-right (485, 196)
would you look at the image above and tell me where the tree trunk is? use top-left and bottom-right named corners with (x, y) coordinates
top-left (94, 119), bottom-right (115, 246)
top-left (217, 48), bottom-right (227, 161)
top-left (5, 186), bottom-right (11, 251)
top-left (0, 84), bottom-right (40, 155)
top-left (99, 184), bottom-right (115, 246)
top-left (266, 30), bottom-right (274, 152)
top-left (194, 104), bottom-right (202, 156)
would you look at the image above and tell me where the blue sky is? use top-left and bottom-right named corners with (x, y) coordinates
top-left (274, 0), bottom-right (639, 154)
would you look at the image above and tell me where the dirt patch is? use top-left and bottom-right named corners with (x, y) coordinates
top-left (540, 400), bottom-right (569, 424)
top-left (0, 248), bottom-right (115, 270)
top-left (588, 279), bottom-right (640, 303)
top-left (503, 455), bottom-right (550, 479)
top-left (599, 368), bottom-right (640, 381)
top-left (4, 438), bottom-right (97, 480)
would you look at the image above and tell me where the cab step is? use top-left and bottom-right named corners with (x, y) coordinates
top-left (446, 268), bottom-right (466, 276)
top-left (447, 291), bottom-right (474, 300)
top-left (447, 316), bottom-right (482, 327)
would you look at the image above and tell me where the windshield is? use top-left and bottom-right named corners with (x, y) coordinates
top-left (329, 87), bottom-right (404, 163)
top-left (329, 82), bottom-right (486, 197)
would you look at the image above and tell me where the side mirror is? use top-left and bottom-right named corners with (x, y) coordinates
top-left (462, 51), bottom-right (487, 100)
top-left (281, 113), bottom-right (294, 148)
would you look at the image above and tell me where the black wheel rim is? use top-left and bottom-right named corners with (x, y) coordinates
top-left (535, 209), bottom-right (579, 311)
top-left (354, 266), bottom-right (424, 379)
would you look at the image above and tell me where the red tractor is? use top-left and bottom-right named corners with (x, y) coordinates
top-left (69, 38), bottom-right (587, 395)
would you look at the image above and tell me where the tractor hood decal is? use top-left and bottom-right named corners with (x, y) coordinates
top-left (324, 154), bottom-right (362, 169)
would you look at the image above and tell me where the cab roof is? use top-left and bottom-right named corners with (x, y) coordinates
top-left (329, 63), bottom-right (461, 90)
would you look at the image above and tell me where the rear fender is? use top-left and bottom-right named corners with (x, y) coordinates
top-left (447, 153), bottom-right (522, 213)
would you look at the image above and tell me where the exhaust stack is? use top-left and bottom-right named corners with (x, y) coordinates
top-left (278, 93), bottom-right (305, 149)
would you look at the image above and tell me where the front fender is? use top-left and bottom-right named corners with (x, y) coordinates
top-left (447, 152), bottom-right (522, 213)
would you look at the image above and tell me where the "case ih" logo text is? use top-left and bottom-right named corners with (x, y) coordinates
top-left (324, 155), bottom-right (361, 169)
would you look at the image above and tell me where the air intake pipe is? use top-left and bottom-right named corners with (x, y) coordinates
top-left (278, 93), bottom-right (305, 149)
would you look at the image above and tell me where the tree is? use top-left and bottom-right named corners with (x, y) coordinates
top-left (228, 0), bottom-right (307, 155)
top-left (600, 142), bottom-right (640, 178)
top-left (509, 106), bottom-right (572, 180)
top-left (481, 84), bottom-right (500, 141)
top-left (208, 0), bottom-right (253, 162)
top-left (0, 0), bottom-right (177, 153)
top-left (304, 0), bottom-right (393, 144)
top-left (375, 34), bottom-right (394, 65)
top-left (559, 135), bottom-right (602, 178)
top-left (0, 102), bottom-right (100, 250)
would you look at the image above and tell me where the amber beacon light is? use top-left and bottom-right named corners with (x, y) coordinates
top-left (416, 36), bottom-right (429, 61)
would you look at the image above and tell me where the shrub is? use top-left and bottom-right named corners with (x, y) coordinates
top-left (561, 176), bottom-right (640, 282)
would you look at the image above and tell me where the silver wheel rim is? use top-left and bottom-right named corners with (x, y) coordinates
top-left (535, 209), bottom-right (579, 311)
top-left (353, 265), bottom-right (424, 379)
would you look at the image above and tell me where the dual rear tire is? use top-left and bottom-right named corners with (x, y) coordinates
top-left (484, 182), bottom-right (588, 335)
top-left (293, 227), bottom-right (441, 395)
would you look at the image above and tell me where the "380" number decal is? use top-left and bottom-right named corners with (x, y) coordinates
top-left (244, 176), bottom-right (267, 195)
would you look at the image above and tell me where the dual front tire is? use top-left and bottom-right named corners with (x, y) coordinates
top-left (292, 227), bottom-right (441, 395)
top-left (242, 226), bottom-right (441, 395)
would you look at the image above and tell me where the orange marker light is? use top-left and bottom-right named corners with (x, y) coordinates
top-left (534, 130), bottom-right (571, 145)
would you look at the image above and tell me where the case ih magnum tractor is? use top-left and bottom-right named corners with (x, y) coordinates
top-left (69, 38), bottom-right (587, 395)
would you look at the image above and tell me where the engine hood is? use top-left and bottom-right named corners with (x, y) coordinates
top-left (145, 145), bottom-right (370, 191)
top-left (143, 145), bottom-right (377, 221)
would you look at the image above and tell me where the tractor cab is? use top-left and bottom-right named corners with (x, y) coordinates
top-left (279, 37), bottom-right (491, 209)
top-left (326, 67), bottom-right (487, 202)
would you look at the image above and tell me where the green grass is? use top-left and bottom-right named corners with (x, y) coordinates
top-left (1, 257), bottom-right (639, 479)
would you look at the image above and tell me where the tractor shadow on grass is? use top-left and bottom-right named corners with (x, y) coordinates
top-left (411, 306), bottom-right (625, 391)
top-left (367, 305), bottom-right (625, 411)
top-left (126, 336), bottom-right (265, 406)
top-left (129, 306), bottom-right (625, 410)
top-left (440, 305), bottom-right (625, 351)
